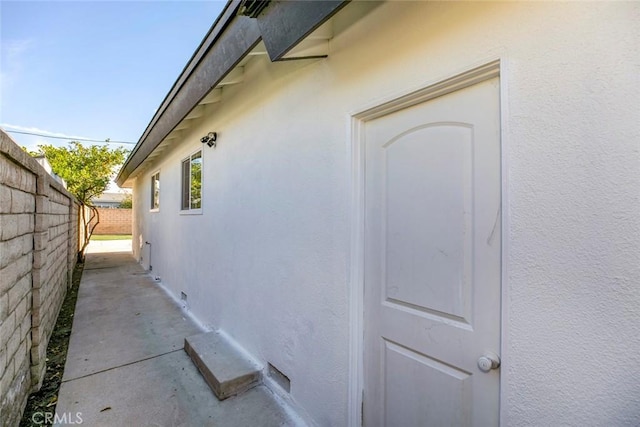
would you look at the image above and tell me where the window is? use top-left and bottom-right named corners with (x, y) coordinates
top-left (181, 150), bottom-right (202, 210)
top-left (150, 172), bottom-right (160, 210)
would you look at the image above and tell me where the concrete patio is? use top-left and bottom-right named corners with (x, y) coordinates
top-left (55, 240), bottom-right (297, 426)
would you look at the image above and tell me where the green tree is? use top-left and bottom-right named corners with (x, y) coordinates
top-left (36, 142), bottom-right (128, 260)
top-left (119, 193), bottom-right (133, 209)
top-left (38, 142), bottom-right (127, 203)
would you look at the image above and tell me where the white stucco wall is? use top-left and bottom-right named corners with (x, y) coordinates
top-left (132, 2), bottom-right (640, 425)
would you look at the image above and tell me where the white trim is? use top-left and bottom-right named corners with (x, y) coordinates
top-left (347, 115), bottom-right (365, 427)
top-left (180, 149), bottom-right (203, 213)
top-left (347, 60), bottom-right (502, 427)
top-left (498, 58), bottom-right (510, 427)
top-left (179, 208), bottom-right (203, 216)
top-left (150, 169), bottom-right (160, 212)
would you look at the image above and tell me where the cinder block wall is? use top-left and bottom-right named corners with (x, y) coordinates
top-left (0, 130), bottom-right (78, 426)
top-left (91, 207), bottom-right (131, 235)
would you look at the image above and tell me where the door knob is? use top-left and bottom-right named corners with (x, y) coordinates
top-left (477, 353), bottom-right (500, 372)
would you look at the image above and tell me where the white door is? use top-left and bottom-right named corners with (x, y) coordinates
top-left (363, 76), bottom-right (501, 426)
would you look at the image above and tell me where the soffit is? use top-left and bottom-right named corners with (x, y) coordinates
top-left (117, 0), bottom-right (348, 187)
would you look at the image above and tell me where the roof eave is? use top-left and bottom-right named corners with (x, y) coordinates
top-left (116, 0), bottom-right (349, 187)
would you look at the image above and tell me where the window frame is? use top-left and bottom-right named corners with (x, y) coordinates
top-left (150, 170), bottom-right (160, 212)
top-left (180, 149), bottom-right (203, 215)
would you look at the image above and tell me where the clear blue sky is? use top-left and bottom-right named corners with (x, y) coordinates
top-left (0, 1), bottom-right (226, 152)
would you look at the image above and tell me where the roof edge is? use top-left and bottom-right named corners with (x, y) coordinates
top-left (116, 0), bottom-right (349, 187)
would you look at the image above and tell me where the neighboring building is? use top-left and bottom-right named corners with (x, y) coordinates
top-left (116, 2), bottom-right (639, 426)
top-left (90, 181), bottom-right (132, 208)
top-left (90, 191), bottom-right (130, 208)
top-left (33, 155), bottom-right (66, 188)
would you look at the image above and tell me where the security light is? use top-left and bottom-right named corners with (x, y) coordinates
top-left (201, 132), bottom-right (217, 148)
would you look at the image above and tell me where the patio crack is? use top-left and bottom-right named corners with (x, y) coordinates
top-left (61, 348), bottom-right (183, 383)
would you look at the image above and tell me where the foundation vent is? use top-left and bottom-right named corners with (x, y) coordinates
top-left (267, 363), bottom-right (290, 393)
top-left (181, 292), bottom-right (188, 309)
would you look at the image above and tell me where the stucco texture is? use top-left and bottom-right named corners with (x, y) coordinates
top-left (132, 2), bottom-right (639, 425)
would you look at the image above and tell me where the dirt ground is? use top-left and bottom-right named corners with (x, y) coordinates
top-left (20, 262), bottom-right (84, 426)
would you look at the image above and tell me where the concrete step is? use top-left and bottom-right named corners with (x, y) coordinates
top-left (184, 331), bottom-right (261, 400)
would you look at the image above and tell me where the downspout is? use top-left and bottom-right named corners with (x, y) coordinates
top-left (145, 241), bottom-right (152, 271)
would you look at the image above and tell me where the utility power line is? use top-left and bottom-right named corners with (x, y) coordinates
top-left (4, 129), bottom-right (137, 145)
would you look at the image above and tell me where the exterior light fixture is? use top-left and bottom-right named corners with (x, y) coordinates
top-left (201, 132), bottom-right (217, 148)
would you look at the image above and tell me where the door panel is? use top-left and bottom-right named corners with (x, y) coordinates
top-left (383, 339), bottom-right (472, 427)
top-left (363, 77), bottom-right (501, 426)
top-left (384, 124), bottom-right (473, 321)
